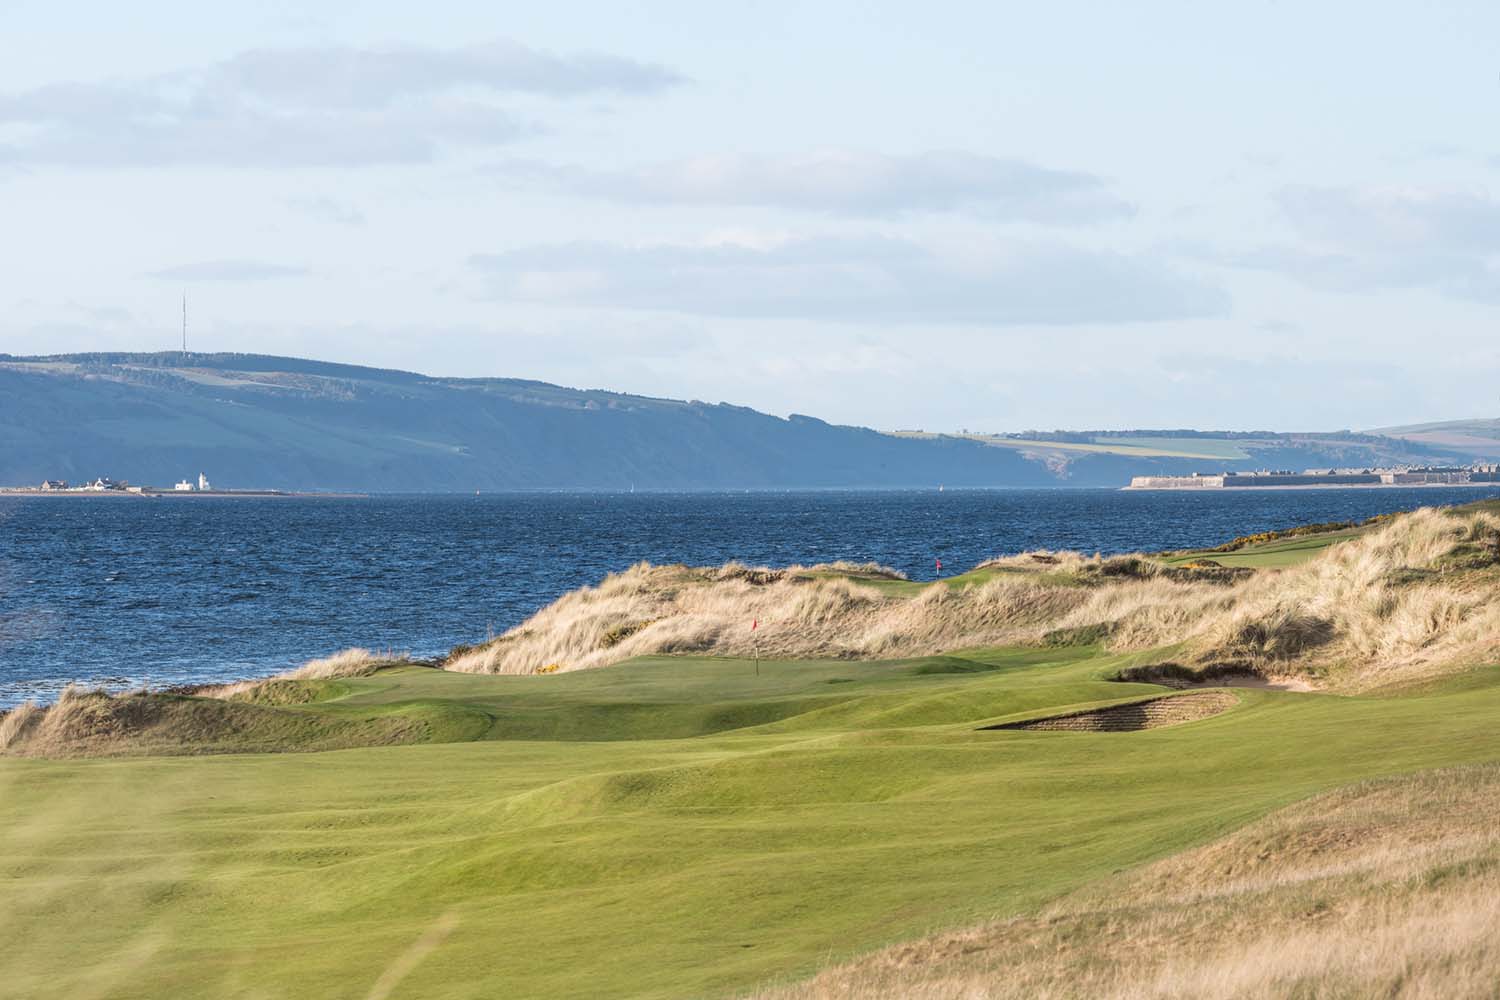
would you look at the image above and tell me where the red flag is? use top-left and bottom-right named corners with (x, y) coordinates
top-left (751, 618), bottom-right (758, 631)
top-left (935, 557), bottom-right (942, 573)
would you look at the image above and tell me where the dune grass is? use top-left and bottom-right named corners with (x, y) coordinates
top-left (4, 645), bottom-right (1500, 998)
top-left (436, 505), bottom-right (1500, 693)
top-left (758, 762), bottom-right (1500, 999)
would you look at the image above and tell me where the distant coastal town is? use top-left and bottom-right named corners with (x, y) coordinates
top-left (0, 473), bottom-right (307, 498)
top-left (1128, 464), bottom-right (1500, 490)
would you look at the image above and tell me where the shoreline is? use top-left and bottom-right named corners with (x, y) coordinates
top-left (1122, 482), bottom-right (1500, 492)
top-left (0, 489), bottom-right (366, 499)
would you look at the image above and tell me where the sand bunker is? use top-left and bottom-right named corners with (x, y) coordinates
top-left (985, 691), bottom-right (1238, 733)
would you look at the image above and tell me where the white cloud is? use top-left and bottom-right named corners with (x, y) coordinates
top-left (146, 260), bottom-right (308, 281)
top-left (1218, 186), bottom-right (1500, 303)
top-left (287, 196), bottom-right (366, 226)
top-left (207, 40), bottom-right (683, 106)
top-left (0, 40), bottom-right (683, 168)
top-left (470, 235), bottom-right (1227, 325)
top-left (490, 150), bottom-right (1132, 222)
top-left (1277, 185), bottom-right (1500, 251)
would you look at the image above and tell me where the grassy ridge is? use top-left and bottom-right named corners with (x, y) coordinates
top-left (1160, 527), bottom-right (1366, 568)
top-left (765, 763), bottom-right (1500, 997)
top-left (5, 646), bottom-right (1500, 998)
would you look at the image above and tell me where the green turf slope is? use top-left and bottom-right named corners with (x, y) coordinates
top-left (1160, 528), bottom-right (1366, 568)
top-left (3, 648), bottom-right (1500, 999)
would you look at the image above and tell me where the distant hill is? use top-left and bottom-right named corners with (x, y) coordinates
top-left (0, 353), bottom-right (1471, 490)
top-left (1370, 418), bottom-right (1500, 460)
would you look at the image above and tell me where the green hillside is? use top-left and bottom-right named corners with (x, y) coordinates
top-left (0, 352), bottom-right (1470, 489)
top-left (1374, 417), bottom-right (1500, 459)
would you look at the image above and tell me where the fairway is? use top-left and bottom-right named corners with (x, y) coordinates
top-left (3, 647), bottom-right (1500, 999)
top-left (1161, 527), bottom-right (1366, 568)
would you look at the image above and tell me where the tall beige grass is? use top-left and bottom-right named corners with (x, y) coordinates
top-left (197, 647), bottom-right (403, 699)
top-left (0, 684), bottom-right (127, 755)
top-left (0, 699), bottom-right (42, 750)
top-left (751, 763), bottom-right (1500, 999)
top-left (444, 507), bottom-right (1500, 689)
top-left (1090, 507), bottom-right (1500, 688)
top-left (0, 648), bottom-right (411, 756)
top-left (444, 562), bottom-right (1093, 676)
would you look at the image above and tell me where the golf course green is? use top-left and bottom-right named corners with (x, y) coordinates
top-left (4, 640), bottom-right (1499, 998)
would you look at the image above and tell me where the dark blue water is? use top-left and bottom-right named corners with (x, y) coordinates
top-left (3, 487), bottom-right (1498, 706)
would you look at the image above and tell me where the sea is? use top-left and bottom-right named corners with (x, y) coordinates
top-left (3, 486), bottom-right (1499, 707)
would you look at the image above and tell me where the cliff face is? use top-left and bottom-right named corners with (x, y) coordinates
top-left (0, 353), bottom-right (1461, 491)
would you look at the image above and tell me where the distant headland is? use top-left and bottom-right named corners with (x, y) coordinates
top-left (2, 351), bottom-right (1499, 490)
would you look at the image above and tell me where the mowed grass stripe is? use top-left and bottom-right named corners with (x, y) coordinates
top-left (4, 647), bottom-right (1500, 999)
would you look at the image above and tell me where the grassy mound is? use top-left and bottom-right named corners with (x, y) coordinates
top-left (0, 678), bottom-right (486, 757)
top-left (761, 763), bottom-right (1500, 998)
top-left (440, 503), bottom-right (1500, 692)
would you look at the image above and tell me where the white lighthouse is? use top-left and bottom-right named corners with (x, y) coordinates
top-left (197, 472), bottom-right (211, 491)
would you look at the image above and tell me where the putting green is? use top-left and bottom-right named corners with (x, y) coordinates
top-left (3, 647), bottom-right (1499, 999)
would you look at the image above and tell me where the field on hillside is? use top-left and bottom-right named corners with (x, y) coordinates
top-left (1377, 418), bottom-right (1500, 459)
top-left (891, 431), bottom-right (1244, 460)
top-left (1096, 435), bottom-right (1252, 459)
top-left (888, 429), bottom-right (1453, 465)
top-left (4, 504), bottom-right (1500, 998)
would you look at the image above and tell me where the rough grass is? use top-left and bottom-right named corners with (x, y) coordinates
top-left (0, 699), bottom-right (42, 750)
top-left (0, 683), bottom-right (447, 758)
top-left (441, 506), bottom-right (1500, 692)
top-left (0, 649), bottom-right (428, 757)
top-left (755, 763), bottom-right (1500, 1000)
top-left (1090, 507), bottom-right (1500, 690)
top-left (186, 647), bottom-right (406, 700)
top-left (442, 561), bottom-right (1091, 676)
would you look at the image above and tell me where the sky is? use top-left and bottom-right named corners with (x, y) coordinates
top-left (2, 0), bottom-right (1498, 433)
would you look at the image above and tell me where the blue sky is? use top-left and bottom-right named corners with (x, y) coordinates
top-left (2, 0), bottom-right (1497, 431)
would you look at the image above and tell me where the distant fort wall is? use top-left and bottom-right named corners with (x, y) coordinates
top-left (1129, 466), bottom-right (1500, 490)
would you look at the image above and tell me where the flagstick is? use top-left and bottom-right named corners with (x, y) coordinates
top-left (751, 618), bottom-right (760, 677)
